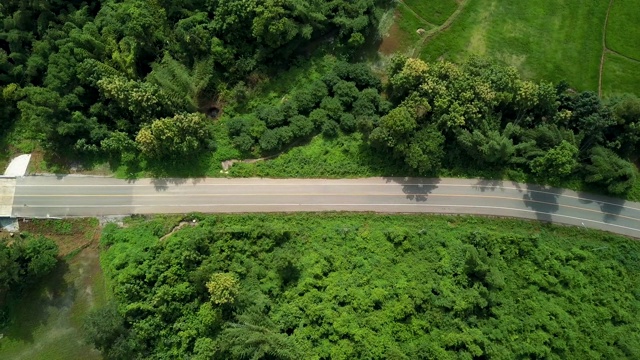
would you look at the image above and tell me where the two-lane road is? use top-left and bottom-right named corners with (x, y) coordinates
top-left (11, 176), bottom-right (640, 238)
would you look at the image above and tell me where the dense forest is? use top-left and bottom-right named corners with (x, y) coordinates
top-left (0, 234), bottom-right (58, 326)
top-left (88, 214), bottom-right (640, 359)
top-left (2, 1), bottom-right (640, 196)
top-left (0, 0), bottom-right (389, 157)
top-left (226, 56), bottom-right (640, 195)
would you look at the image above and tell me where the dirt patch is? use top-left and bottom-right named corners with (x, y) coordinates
top-left (379, 12), bottom-right (403, 55)
top-left (159, 220), bottom-right (198, 241)
top-left (19, 218), bottom-right (101, 257)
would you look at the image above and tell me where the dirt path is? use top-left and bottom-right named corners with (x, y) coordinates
top-left (598, 0), bottom-right (614, 96)
top-left (410, 0), bottom-right (471, 57)
top-left (606, 48), bottom-right (640, 63)
top-left (398, 0), bottom-right (437, 27)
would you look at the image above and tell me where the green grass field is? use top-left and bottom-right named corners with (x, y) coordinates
top-left (383, 0), bottom-right (640, 96)
top-left (401, 0), bottom-right (458, 25)
top-left (602, 52), bottom-right (640, 97)
top-left (606, 0), bottom-right (640, 60)
top-left (418, 0), bottom-right (608, 90)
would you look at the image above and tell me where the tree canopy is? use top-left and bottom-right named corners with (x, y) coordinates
top-left (0, 0), bottom-right (390, 158)
top-left (88, 214), bottom-right (640, 359)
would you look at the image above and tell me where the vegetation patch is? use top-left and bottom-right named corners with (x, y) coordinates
top-left (418, 0), bottom-right (610, 92)
top-left (0, 218), bottom-right (106, 360)
top-left (89, 213), bottom-right (640, 359)
top-left (402, 0), bottom-right (458, 25)
top-left (602, 52), bottom-right (640, 97)
top-left (606, 0), bottom-right (640, 61)
top-left (19, 218), bottom-right (100, 256)
top-left (0, 245), bottom-right (106, 360)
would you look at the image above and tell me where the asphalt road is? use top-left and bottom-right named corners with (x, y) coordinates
top-left (11, 175), bottom-right (640, 238)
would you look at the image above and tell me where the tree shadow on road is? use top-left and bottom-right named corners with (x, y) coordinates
top-left (522, 184), bottom-right (560, 223)
top-left (473, 178), bottom-right (524, 193)
top-left (576, 191), bottom-right (625, 223)
top-left (383, 177), bottom-right (440, 202)
top-left (151, 178), bottom-right (204, 192)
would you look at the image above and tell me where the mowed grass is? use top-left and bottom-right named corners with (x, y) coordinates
top-left (0, 220), bottom-right (106, 360)
top-left (402, 0), bottom-right (458, 25)
top-left (602, 52), bottom-right (640, 96)
top-left (606, 0), bottom-right (640, 60)
top-left (418, 0), bottom-right (608, 91)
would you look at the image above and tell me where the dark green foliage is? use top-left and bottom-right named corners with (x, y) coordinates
top-left (321, 119), bottom-right (340, 138)
top-left (339, 113), bottom-right (356, 132)
top-left (585, 146), bottom-right (637, 194)
top-left (228, 63), bottom-right (387, 155)
top-left (0, 0), bottom-right (390, 160)
top-left (257, 105), bottom-right (286, 128)
top-left (0, 234), bottom-right (58, 300)
top-left (319, 96), bottom-right (344, 120)
top-left (377, 56), bottom-right (640, 194)
top-left (259, 129), bottom-right (281, 152)
top-left (290, 115), bottom-right (315, 138)
top-left (94, 214), bottom-right (640, 359)
top-left (84, 304), bottom-right (132, 360)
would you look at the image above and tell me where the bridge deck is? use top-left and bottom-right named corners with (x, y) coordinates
top-left (0, 177), bottom-right (16, 217)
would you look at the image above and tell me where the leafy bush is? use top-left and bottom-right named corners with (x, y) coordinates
top-left (92, 214), bottom-right (640, 359)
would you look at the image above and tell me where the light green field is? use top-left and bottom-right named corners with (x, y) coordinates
top-left (402, 0), bottom-right (458, 25)
top-left (602, 51), bottom-right (640, 96)
top-left (417, 0), bottom-right (608, 91)
top-left (606, 0), bottom-right (640, 60)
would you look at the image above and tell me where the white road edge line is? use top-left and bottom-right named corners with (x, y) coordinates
top-left (13, 204), bottom-right (640, 233)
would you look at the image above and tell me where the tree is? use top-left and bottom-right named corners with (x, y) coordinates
top-left (585, 146), bottom-right (636, 195)
top-left (530, 140), bottom-right (578, 181)
top-left (257, 104), bottom-right (286, 128)
top-left (207, 272), bottom-right (240, 305)
top-left (23, 236), bottom-right (58, 279)
top-left (84, 304), bottom-right (132, 360)
top-left (290, 115), bottom-right (314, 137)
top-left (221, 311), bottom-right (300, 360)
top-left (136, 113), bottom-right (214, 159)
top-left (375, 106), bottom-right (417, 144)
top-left (404, 126), bottom-right (445, 174)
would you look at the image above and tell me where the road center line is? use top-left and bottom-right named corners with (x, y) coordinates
top-left (14, 193), bottom-right (640, 222)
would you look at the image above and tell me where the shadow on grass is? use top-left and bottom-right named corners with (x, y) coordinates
top-left (0, 259), bottom-right (71, 346)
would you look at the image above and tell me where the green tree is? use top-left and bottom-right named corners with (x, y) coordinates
top-left (585, 146), bottom-right (636, 195)
top-left (530, 140), bottom-right (578, 181)
top-left (404, 126), bottom-right (445, 174)
top-left (221, 311), bottom-right (300, 360)
top-left (84, 304), bottom-right (132, 360)
top-left (136, 113), bottom-right (214, 158)
top-left (207, 272), bottom-right (240, 305)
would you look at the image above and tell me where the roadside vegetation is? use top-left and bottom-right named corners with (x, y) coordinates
top-left (88, 213), bottom-right (640, 359)
top-left (0, 219), bottom-right (106, 360)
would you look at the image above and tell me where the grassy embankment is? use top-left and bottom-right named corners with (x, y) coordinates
top-left (0, 219), bottom-right (107, 360)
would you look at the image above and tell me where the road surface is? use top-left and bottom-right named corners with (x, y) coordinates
top-left (11, 175), bottom-right (640, 238)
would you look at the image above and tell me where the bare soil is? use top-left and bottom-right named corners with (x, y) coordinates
top-left (379, 12), bottom-right (403, 55)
